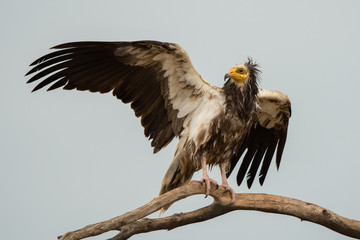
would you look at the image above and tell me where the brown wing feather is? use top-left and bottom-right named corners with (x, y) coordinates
top-left (26, 41), bottom-right (210, 153)
top-left (227, 89), bottom-right (291, 187)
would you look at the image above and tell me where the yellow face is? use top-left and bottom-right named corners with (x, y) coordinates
top-left (225, 65), bottom-right (249, 84)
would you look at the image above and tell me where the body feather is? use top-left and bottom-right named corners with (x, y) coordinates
top-left (26, 40), bottom-right (291, 213)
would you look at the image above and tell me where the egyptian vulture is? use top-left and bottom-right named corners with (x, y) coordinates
top-left (26, 41), bottom-right (291, 210)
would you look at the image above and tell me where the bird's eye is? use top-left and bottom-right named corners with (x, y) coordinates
top-left (236, 69), bottom-right (244, 74)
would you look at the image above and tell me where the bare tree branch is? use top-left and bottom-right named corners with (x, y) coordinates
top-left (58, 181), bottom-right (360, 240)
top-left (109, 203), bottom-right (231, 240)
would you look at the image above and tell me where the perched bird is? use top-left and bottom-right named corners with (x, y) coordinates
top-left (26, 41), bottom-right (291, 212)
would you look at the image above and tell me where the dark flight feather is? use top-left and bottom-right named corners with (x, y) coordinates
top-left (26, 41), bottom-right (291, 198)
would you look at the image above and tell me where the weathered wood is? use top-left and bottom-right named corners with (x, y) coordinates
top-left (58, 181), bottom-right (360, 240)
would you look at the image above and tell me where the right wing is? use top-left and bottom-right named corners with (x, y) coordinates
top-left (26, 41), bottom-right (218, 153)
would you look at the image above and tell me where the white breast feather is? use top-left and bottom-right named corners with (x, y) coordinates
top-left (184, 90), bottom-right (225, 147)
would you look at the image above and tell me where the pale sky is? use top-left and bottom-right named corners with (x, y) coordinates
top-left (1, 0), bottom-right (360, 239)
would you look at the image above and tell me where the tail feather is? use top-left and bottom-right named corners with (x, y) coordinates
top-left (159, 155), bottom-right (194, 214)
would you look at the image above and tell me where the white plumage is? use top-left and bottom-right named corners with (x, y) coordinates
top-left (26, 40), bottom-right (291, 213)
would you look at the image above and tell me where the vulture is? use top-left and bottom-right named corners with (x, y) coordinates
top-left (26, 41), bottom-right (291, 211)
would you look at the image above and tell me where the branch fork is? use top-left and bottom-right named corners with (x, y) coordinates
top-left (58, 181), bottom-right (360, 240)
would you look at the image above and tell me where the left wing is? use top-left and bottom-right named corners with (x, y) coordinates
top-left (227, 89), bottom-right (291, 188)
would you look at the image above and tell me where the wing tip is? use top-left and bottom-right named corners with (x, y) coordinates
top-left (246, 176), bottom-right (254, 189)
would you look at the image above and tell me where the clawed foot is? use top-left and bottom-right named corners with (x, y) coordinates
top-left (200, 176), bottom-right (218, 198)
top-left (221, 184), bottom-right (236, 204)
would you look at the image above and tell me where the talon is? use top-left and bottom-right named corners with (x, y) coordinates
top-left (220, 164), bottom-right (236, 204)
top-left (228, 188), bottom-right (236, 204)
top-left (221, 184), bottom-right (236, 204)
top-left (216, 184), bottom-right (219, 189)
top-left (200, 175), bottom-right (217, 198)
top-left (200, 160), bottom-right (217, 199)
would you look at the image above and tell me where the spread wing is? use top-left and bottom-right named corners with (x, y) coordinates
top-left (227, 89), bottom-right (291, 188)
top-left (26, 41), bottom-right (216, 153)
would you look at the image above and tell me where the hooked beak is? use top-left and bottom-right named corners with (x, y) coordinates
top-left (224, 73), bottom-right (231, 81)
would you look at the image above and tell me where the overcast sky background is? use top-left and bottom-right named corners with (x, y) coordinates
top-left (1, 0), bottom-right (360, 239)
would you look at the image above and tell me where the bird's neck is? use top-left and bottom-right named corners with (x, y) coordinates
top-left (223, 79), bottom-right (258, 123)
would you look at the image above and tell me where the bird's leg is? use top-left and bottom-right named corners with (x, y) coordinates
top-left (220, 164), bottom-right (236, 203)
top-left (199, 159), bottom-right (218, 198)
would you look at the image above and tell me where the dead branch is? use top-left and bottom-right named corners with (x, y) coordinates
top-left (58, 181), bottom-right (360, 240)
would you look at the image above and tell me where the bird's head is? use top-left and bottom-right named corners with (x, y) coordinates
top-left (224, 65), bottom-right (249, 84)
top-left (224, 58), bottom-right (260, 85)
